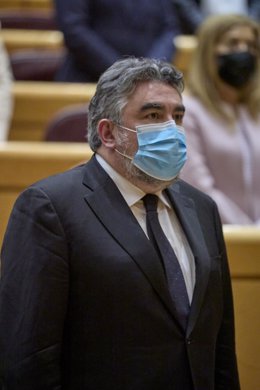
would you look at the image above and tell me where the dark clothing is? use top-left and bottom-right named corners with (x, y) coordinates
top-left (54, 0), bottom-right (180, 82)
top-left (0, 156), bottom-right (240, 389)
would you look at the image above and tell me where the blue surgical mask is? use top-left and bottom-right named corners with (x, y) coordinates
top-left (115, 120), bottom-right (187, 181)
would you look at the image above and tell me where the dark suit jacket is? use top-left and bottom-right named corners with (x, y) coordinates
top-left (54, 0), bottom-right (180, 82)
top-left (0, 156), bottom-right (240, 389)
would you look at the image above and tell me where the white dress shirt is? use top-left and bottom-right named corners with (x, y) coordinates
top-left (96, 154), bottom-right (195, 303)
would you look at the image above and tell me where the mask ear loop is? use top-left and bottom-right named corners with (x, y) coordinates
top-left (113, 123), bottom-right (136, 160)
top-left (115, 123), bottom-right (137, 133)
top-left (114, 148), bottom-right (133, 160)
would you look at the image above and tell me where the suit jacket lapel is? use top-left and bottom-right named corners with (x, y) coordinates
top-left (166, 183), bottom-right (211, 336)
top-left (82, 157), bottom-right (181, 326)
top-left (82, 158), bottom-right (211, 334)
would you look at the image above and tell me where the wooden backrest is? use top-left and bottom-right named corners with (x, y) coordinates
top-left (1, 28), bottom-right (63, 53)
top-left (0, 0), bottom-right (52, 11)
top-left (0, 141), bottom-right (92, 245)
top-left (9, 81), bottom-right (96, 140)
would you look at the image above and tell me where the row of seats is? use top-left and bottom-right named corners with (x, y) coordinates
top-left (1, 27), bottom-right (64, 81)
top-left (1, 29), bottom-right (196, 142)
top-left (0, 4), bottom-right (196, 141)
top-left (0, 0), bottom-right (61, 80)
top-left (1, 29), bottom-right (196, 82)
top-left (0, 8), bottom-right (197, 82)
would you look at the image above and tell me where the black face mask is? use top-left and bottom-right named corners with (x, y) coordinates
top-left (217, 51), bottom-right (257, 88)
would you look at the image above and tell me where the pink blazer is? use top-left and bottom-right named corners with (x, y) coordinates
top-left (181, 95), bottom-right (260, 225)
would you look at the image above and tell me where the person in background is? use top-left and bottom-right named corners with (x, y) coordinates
top-left (0, 57), bottom-right (240, 389)
top-left (54, 0), bottom-right (180, 82)
top-left (172, 0), bottom-right (260, 34)
top-left (0, 24), bottom-right (13, 141)
top-left (180, 14), bottom-right (260, 225)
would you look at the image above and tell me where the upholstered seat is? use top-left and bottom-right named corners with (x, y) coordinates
top-left (10, 49), bottom-right (65, 81)
top-left (0, 10), bottom-right (57, 30)
top-left (44, 104), bottom-right (88, 142)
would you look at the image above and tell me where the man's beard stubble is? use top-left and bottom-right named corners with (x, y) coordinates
top-left (115, 131), bottom-right (175, 189)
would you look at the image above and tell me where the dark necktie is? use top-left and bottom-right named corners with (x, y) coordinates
top-left (143, 194), bottom-right (190, 329)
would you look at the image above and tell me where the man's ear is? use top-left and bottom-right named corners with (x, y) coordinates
top-left (98, 119), bottom-right (116, 149)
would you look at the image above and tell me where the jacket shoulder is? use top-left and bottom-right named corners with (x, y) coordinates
top-left (174, 178), bottom-right (217, 207)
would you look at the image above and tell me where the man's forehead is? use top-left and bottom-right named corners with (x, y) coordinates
top-left (129, 81), bottom-right (182, 105)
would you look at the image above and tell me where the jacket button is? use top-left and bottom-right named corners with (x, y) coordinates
top-left (186, 338), bottom-right (192, 345)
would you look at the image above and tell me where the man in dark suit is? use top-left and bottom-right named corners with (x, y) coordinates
top-left (54, 0), bottom-right (180, 82)
top-left (0, 57), bottom-right (240, 389)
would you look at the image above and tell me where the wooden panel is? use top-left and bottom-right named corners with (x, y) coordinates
top-left (9, 81), bottom-right (97, 141)
top-left (0, 0), bottom-right (52, 10)
top-left (0, 141), bottom-right (93, 244)
top-left (1, 29), bottom-right (63, 52)
top-left (223, 225), bottom-right (260, 390)
top-left (173, 35), bottom-right (197, 78)
top-left (232, 280), bottom-right (260, 390)
top-left (224, 225), bottom-right (260, 276)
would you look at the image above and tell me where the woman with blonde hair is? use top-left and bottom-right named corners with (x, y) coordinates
top-left (181, 14), bottom-right (260, 224)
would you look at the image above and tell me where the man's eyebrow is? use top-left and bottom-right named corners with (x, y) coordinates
top-left (174, 104), bottom-right (186, 112)
top-left (140, 102), bottom-right (164, 111)
top-left (139, 103), bottom-right (186, 112)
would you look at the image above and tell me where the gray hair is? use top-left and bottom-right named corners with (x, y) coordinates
top-left (87, 57), bottom-right (184, 151)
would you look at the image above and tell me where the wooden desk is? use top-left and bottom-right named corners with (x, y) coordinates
top-left (10, 81), bottom-right (97, 141)
top-left (1, 29), bottom-right (63, 52)
top-left (0, 0), bottom-right (52, 10)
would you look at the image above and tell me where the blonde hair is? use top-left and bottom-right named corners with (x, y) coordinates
top-left (187, 14), bottom-right (260, 123)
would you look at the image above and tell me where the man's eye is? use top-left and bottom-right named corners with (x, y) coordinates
top-left (147, 112), bottom-right (159, 120)
top-left (173, 114), bottom-right (184, 124)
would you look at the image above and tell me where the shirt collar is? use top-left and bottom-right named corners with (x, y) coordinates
top-left (95, 154), bottom-right (171, 209)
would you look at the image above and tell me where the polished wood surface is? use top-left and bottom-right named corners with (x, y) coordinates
top-left (223, 225), bottom-right (260, 390)
top-left (173, 35), bottom-right (197, 78)
top-left (1, 29), bottom-right (63, 52)
top-left (0, 0), bottom-right (52, 10)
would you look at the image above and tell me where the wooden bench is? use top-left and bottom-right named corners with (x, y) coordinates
top-left (1, 28), bottom-right (63, 52)
top-left (0, 0), bottom-right (52, 11)
top-left (9, 81), bottom-right (97, 141)
top-left (0, 141), bottom-right (259, 389)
